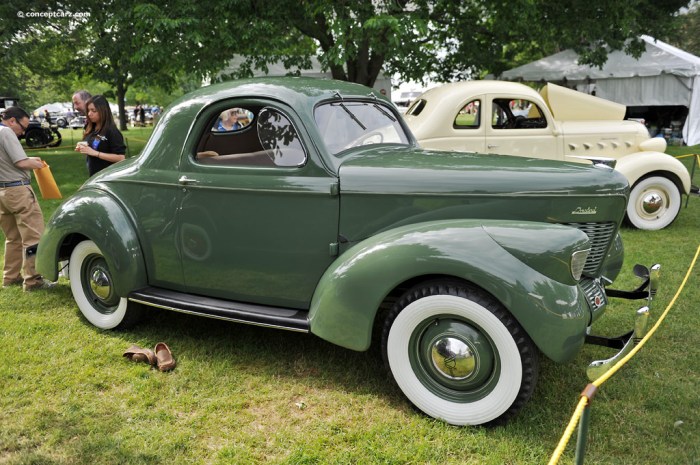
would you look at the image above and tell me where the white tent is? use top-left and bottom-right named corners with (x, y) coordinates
top-left (500, 36), bottom-right (700, 146)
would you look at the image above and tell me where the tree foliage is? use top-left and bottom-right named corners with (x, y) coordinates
top-left (233, 0), bottom-right (691, 85)
top-left (666, 2), bottom-right (700, 56)
top-left (1, 0), bottom-right (693, 112)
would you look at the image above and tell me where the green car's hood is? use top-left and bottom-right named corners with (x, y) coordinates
top-left (337, 147), bottom-right (629, 241)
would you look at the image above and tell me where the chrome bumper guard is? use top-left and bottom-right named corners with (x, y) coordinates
top-left (585, 264), bottom-right (660, 381)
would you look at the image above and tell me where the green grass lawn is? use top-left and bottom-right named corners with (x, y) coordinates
top-left (1, 135), bottom-right (699, 464)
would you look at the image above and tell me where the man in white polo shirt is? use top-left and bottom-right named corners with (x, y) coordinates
top-left (0, 106), bottom-right (54, 291)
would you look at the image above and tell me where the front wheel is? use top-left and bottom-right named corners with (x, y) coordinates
top-left (69, 240), bottom-right (142, 330)
top-left (382, 281), bottom-right (538, 426)
top-left (24, 128), bottom-right (50, 148)
top-left (626, 175), bottom-right (681, 230)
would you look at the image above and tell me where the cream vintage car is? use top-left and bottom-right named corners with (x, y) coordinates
top-left (404, 81), bottom-right (692, 230)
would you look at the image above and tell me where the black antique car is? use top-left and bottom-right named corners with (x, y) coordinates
top-left (1, 96), bottom-right (62, 148)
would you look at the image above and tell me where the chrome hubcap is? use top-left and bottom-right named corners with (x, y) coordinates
top-left (90, 268), bottom-right (112, 300)
top-left (431, 336), bottom-right (477, 380)
top-left (642, 192), bottom-right (663, 214)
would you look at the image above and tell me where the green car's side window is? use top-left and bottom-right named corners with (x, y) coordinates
top-left (195, 106), bottom-right (306, 167)
top-left (257, 108), bottom-right (307, 167)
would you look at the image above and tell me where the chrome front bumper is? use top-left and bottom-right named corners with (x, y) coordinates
top-left (585, 264), bottom-right (661, 380)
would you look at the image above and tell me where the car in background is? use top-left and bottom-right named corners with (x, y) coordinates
top-left (54, 110), bottom-right (79, 128)
top-left (37, 77), bottom-right (658, 426)
top-left (392, 90), bottom-right (423, 113)
top-left (69, 115), bottom-right (87, 129)
top-left (405, 81), bottom-right (692, 230)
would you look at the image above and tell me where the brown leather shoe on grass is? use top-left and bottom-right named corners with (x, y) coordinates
top-left (155, 342), bottom-right (176, 372)
top-left (123, 345), bottom-right (157, 366)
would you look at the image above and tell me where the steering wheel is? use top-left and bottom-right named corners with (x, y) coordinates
top-left (343, 131), bottom-right (384, 150)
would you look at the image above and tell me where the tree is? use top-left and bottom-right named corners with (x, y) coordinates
top-left (666, 3), bottom-right (700, 56)
top-left (2, 0), bottom-right (692, 115)
top-left (225, 0), bottom-right (691, 86)
top-left (0, 1), bottom-right (83, 110)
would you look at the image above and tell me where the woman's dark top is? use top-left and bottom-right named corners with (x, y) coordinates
top-left (84, 125), bottom-right (126, 176)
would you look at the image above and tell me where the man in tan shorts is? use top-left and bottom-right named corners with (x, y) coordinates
top-left (0, 106), bottom-right (55, 291)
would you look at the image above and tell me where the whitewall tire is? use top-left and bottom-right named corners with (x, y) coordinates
top-left (626, 176), bottom-right (681, 230)
top-left (382, 281), bottom-right (538, 426)
top-left (69, 240), bottom-right (141, 330)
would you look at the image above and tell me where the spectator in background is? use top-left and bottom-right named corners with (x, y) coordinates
top-left (217, 110), bottom-right (242, 131)
top-left (43, 109), bottom-right (51, 124)
top-left (0, 107), bottom-right (55, 291)
top-left (72, 90), bottom-right (92, 116)
top-left (75, 95), bottom-right (126, 176)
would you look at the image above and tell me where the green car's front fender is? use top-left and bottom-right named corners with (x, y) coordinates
top-left (309, 219), bottom-right (591, 363)
top-left (37, 189), bottom-right (147, 296)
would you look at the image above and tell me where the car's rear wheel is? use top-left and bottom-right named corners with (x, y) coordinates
top-left (626, 175), bottom-right (681, 230)
top-left (69, 240), bottom-right (142, 330)
top-left (24, 128), bottom-right (49, 148)
top-left (382, 280), bottom-right (538, 426)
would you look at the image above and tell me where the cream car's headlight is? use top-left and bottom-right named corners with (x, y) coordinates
top-left (571, 249), bottom-right (590, 281)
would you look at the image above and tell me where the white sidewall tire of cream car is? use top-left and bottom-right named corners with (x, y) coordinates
top-left (627, 176), bottom-right (681, 230)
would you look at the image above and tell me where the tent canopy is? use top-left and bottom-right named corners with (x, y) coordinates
top-left (500, 36), bottom-right (700, 146)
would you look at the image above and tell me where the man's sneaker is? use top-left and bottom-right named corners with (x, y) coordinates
top-left (24, 279), bottom-right (57, 292)
top-left (2, 278), bottom-right (23, 288)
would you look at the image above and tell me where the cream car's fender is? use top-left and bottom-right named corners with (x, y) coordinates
top-left (615, 151), bottom-right (691, 194)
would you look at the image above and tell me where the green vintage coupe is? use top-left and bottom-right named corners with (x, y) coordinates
top-left (37, 77), bottom-right (659, 426)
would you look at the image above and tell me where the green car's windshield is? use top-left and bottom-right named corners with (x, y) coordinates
top-left (314, 101), bottom-right (410, 155)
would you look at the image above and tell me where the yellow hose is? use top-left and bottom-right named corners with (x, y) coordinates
top-left (548, 244), bottom-right (700, 465)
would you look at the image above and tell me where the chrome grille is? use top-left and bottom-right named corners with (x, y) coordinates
top-left (563, 222), bottom-right (617, 276)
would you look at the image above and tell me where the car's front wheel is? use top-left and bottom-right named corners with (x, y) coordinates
top-left (382, 280), bottom-right (538, 426)
top-left (626, 175), bottom-right (681, 230)
top-left (69, 240), bottom-right (142, 330)
top-left (24, 128), bottom-right (49, 148)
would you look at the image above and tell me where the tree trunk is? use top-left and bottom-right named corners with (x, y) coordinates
top-left (116, 79), bottom-right (128, 132)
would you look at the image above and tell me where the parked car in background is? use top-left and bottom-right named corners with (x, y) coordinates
top-left (69, 115), bottom-right (86, 129)
top-left (37, 77), bottom-right (658, 426)
top-left (22, 119), bottom-right (62, 148)
top-left (392, 90), bottom-right (423, 113)
top-left (54, 110), bottom-right (79, 128)
top-left (405, 81), bottom-right (692, 230)
top-left (2, 98), bottom-right (60, 148)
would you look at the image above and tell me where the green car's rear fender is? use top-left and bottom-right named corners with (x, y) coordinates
top-left (309, 219), bottom-right (591, 363)
top-left (37, 189), bottom-right (147, 296)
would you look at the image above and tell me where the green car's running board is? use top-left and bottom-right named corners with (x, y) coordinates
top-left (585, 263), bottom-right (660, 381)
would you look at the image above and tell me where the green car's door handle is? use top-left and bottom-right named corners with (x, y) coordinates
top-left (178, 176), bottom-right (199, 185)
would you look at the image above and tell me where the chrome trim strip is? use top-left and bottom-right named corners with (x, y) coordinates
top-left (128, 297), bottom-right (310, 333)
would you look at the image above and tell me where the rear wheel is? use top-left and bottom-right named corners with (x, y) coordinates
top-left (69, 240), bottom-right (142, 330)
top-left (24, 128), bottom-right (49, 148)
top-left (382, 280), bottom-right (538, 426)
top-left (626, 175), bottom-right (681, 230)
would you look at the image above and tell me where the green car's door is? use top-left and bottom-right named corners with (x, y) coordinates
top-left (176, 102), bottom-right (339, 309)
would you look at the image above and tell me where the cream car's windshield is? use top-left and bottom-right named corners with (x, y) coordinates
top-left (315, 101), bottom-right (410, 155)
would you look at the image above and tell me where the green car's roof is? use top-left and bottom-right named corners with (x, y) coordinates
top-left (169, 76), bottom-right (385, 113)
